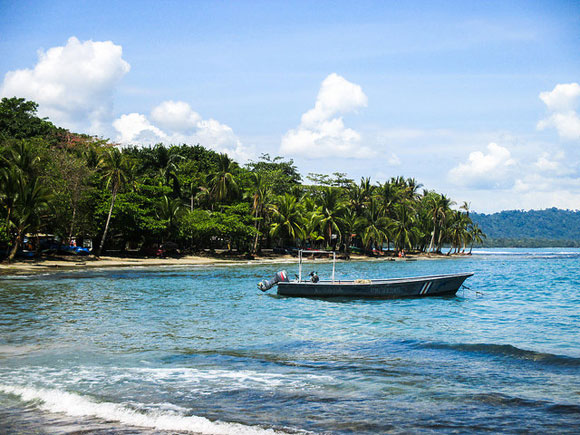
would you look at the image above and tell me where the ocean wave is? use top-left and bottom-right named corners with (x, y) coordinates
top-left (466, 393), bottom-right (580, 415)
top-left (0, 384), bottom-right (287, 434)
top-left (419, 342), bottom-right (580, 367)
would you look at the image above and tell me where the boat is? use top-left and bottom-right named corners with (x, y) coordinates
top-left (258, 250), bottom-right (473, 298)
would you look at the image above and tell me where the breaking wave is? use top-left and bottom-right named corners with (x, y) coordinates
top-left (0, 384), bottom-right (287, 434)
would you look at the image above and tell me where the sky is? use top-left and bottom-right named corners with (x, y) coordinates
top-left (1, 0), bottom-right (579, 213)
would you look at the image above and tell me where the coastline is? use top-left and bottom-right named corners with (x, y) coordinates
top-left (0, 251), bottom-right (456, 276)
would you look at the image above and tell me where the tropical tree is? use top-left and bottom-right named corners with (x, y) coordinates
top-left (468, 223), bottom-right (486, 254)
top-left (427, 194), bottom-right (455, 253)
top-left (270, 193), bottom-right (304, 246)
top-left (359, 197), bottom-right (390, 253)
top-left (209, 153), bottom-right (239, 204)
top-left (391, 202), bottom-right (420, 252)
top-left (375, 180), bottom-right (401, 219)
top-left (95, 147), bottom-right (129, 256)
top-left (318, 187), bottom-right (347, 249)
top-left (248, 173), bottom-right (271, 253)
top-left (7, 175), bottom-right (50, 261)
top-left (157, 195), bottom-right (184, 241)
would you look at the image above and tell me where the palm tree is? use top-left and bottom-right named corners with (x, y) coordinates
top-left (270, 193), bottom-right (304, 247)
top-left (360, 197), bottom-right (390, 253)
top-left (318, 187), bottom-right (347, 249)
top-left (7, 175), bottom-right (50, 262)
top-left (209, 153), bottom-right (239, 205)
top-left (391, 202), bottom-right (420, 252)
top-left (157, 195), bottom-right (183, 241)
top-left (338, 208), bottom-right (359, 254)
top-left (468, 223), bottom-right (486, 254)
top-left (5, 140), bottom-right (41, 175)
top-left (248, 173), bottom-right (271, 254)
top-left (0, 166), bottom-right (19, 228)
top-left (95, 148), bottom-right (129, 256)
top-left (427, 194), bottom-right (455, 253)
top-left (375, 180), bottom-right (401, 219)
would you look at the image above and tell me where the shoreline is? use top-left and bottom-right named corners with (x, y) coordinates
top-left (0, 251), bottom-right (458, 276)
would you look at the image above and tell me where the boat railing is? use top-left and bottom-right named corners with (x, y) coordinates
top-left (298, 250), bottom-right (336, 283)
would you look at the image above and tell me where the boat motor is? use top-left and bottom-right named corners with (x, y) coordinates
top-left (257, 270), bottom-right (289, 291)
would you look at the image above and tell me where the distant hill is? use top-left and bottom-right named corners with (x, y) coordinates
top-left (471, 208), bottom-right (580, 247)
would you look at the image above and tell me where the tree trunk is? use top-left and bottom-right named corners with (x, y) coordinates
top-left (68, 206), bottom-right (77, 245)
top-left (7, 229), bottom-right (23, 263)
top-left (190, 195), bottom-right (194, 212)
top-left (428, 226), bottom-right (436, 253)
top-left (252, 216), bottom-right (261, 254)
top-left (96, 185), bottom-right (118, 257)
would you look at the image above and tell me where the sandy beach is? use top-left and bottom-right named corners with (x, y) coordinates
top-left (0, 251), bottom-right (451, 276)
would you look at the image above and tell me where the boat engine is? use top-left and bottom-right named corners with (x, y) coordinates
top-left (257, 270), bottom-right (289, 291)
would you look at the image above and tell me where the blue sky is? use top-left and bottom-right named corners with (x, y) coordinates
top-left (1, 0), bottom-right (579, 212)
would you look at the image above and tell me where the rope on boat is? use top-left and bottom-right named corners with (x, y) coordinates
top-left (460, 284), bottom-right (484, 297)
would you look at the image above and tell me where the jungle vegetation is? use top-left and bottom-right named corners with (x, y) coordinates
top-left (0, 97), bottom-right (486, 261)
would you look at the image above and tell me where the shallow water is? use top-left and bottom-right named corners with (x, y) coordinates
top-left (1, 248), bottom-right (579, 433)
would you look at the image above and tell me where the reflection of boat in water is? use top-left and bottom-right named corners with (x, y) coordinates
top-left (258, 250), bottom-right (473, 299)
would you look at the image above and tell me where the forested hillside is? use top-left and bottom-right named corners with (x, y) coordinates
top-left (471, 209), bottom-right (580, 247)
top-left (1, 97), bottom-right (483, 261)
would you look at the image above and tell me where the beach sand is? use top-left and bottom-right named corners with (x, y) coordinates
top-left (0, 251), bottom-right (454, 276)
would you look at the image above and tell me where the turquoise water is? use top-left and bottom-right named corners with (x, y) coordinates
top-left (1, 248), bottom-right (579, 433)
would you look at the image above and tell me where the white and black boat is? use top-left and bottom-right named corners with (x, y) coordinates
top-left (258, 250), bottom-right (473, 298)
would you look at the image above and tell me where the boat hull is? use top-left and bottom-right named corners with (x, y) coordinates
top-left (277, 272), bottom-right (473, 298)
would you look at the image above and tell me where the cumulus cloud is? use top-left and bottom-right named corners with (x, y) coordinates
top-left (150, 100), bottom-right (201, 132)
top-left (537, 82), bottom-right (580, 141)
top-left (0, 37), bottom-right (130, 134)
top-left (448, 142), bottom-right (516, 189)
top-left (113, 100), bottom-right (251, 162)
top-left (534, 151), bottom-right (565, 173)
top-left (113, 113), bottom-right (167, 144)
top-left (280, 73), bottom-right (373, 158)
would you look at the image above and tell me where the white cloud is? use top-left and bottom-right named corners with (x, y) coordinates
top-left (388, 153), bottom-right (401, 166)
top-left (539, 83), bottom-right (580, 112)
top-left (113, 101), bottom-right (252, 162)
top-left (534, 151), bottom-right (564, 173)
top-left (280, 73), bottom-right (373, 158)
top-left (112, 113), bottom-right (166, 144)
top-left (150, 100), bottom-right (201, 132)
top-left (0, 37), bottom-right (130, 134)
top-left (537, 82), bottom-right (580, 141)
top-left (448, 142), bottom-right (516, 189)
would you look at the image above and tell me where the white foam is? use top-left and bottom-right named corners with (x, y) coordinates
top-left (0, 384), bottom-right (286, 434)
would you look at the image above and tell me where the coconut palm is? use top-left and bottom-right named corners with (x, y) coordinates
top-left (339, 207), bottom-right (361, 254)
top-left (157, 195), bottom-right (184, 241)
top-left (427, 194), bottom-right (455, 253)
top-left (209, 153), bottom-right (239, 204)
top-left (270, 193), bottom-right (304, 246)
top-left (7, 175), bottom-right (50, 262)
top-left (95, 147), bottom-right (129, 256)
top-left (468, 223), bottom-right (486, 254)
top-left (375, 180), bottom-right (401, 219)
top-left (318, 187), bottom-right (347, 249)
top-left (248, 173), bottom-right (271, 254)
top-left (359, 197), bottom-right (390, 253)
top-left (391, 202), bottom-right (420, 252)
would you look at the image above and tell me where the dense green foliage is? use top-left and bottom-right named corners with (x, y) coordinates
top-left (0, 97), bottom-right (483, 260)
top-left (472, 209), bottom-right (580, 247)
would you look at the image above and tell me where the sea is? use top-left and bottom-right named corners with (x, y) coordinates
top-left (0, 248), bottom-right (579, 434)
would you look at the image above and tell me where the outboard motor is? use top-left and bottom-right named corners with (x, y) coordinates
top-left (258, 270), bottom-right (289, 292)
